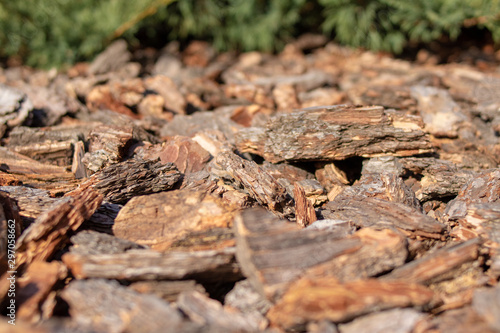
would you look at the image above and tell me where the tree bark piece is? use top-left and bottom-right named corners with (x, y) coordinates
top-left (235, 105), bottom-right (433, 163)
top-left (0, 191), bottom-right (22, 273)
top-left (382, 238), bottom-right (480, 284)
top-left (337, 308), bottom-right (424, 333)
top-left (214, 151), bottom-right (294, 218)
top-left (60, 279), bottom-right (189, 333)
top-left (113, 189), bottom-right (238, 251)
top-left (177, 291), bottom-right (264, 332)
top-left (445, 169), bottom-right (500, 221)
top-left (266, 277), bottom-right (438, 330)
top-left (129, 280), bottom-right (207, 302)
top-left (10, 140), bottom-right (74, 167)
top-left (321, 197), bottom-right (445, 239)
top-left (62, 247), bottom-right (240, 282)
top-left (401, 157), bottom-right (476, 202)
top-left (293, 182), bottom-right (317, 227)
top-left (90, 158), bottom-right (181, 204)
top-left (83, 124), bottom-right (134, 173)
top-left (234, 208), bottom-right (408, 301)
top-left (68, 230), bottom-right (144, 255)
top-left (17, 261), bottom-right (67, 323)
top-left (15, 186), bottom-right (103, 270)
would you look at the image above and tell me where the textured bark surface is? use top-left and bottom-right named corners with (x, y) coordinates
top-left (62, 247), bottom-right (240, 282)
top-left (266, 277), bottom-right (437, 330)
top-left (113, 189), bottom-right (238, 251)
top-left (214, 151), bottom-right (294, 218)
top-left (0, 191), bottom-right (22, 273)
top-left (234, 208), bottom-right (408, 300)
top-left (235, 105), bottom-right (433, 163)
top-left (15, 186), bottom-right (103, 270)
top-left (90, 158), bottom-right (181, 204)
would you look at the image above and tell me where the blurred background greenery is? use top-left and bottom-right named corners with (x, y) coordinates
top-left (1, 0), bottom-right (499, 69)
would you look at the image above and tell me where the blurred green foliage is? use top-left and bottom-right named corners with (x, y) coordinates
top-left (1, 0), bottom-right (499, 69)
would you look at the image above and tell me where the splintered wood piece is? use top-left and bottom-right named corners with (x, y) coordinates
top-left (382, 238), bottom-right (480, 284)
top-left (129, 280), bottom-right (207, 302)
top-left (293, 182), bottom-right (317, 227)
top-left (463, 203), bottom-right (500, 277)
top-left (177, 291), bottom-right (264, 332)
top-left (401, 157), bottom-right (476, 201)
top-left (89, 158), bottom-right (181, 204)
top-left (83, 124), bottom-right (134, 173)
top-left (214, 151), bottom-right (294, 217)
top-left (321, 197), bottom-right (445, 238)
top-left (0, 191), bottom-right (22, 273)
top-left (235, 209), bottom-right (408, 300)
top-left (62, 247), bottom-right (240, 282)
top-left (10, 140), bottom-right (74, 167)
top-left (71, 140), bottom-right (87, 179)
top-left (15, 186), bottom-right (103, 270)
top-left (0, 147), bottom-right (76, 191)
top-left (337, 308), bottom-right (425, 333)
top-left (113, 189), bottom-right (238, 251)
top-left (336, 172), bottom-right (422, 210)
top-left (266, 277), bottom-right (437, 330)
top-left (235, 105), bottom-right (433, 163)
top-left (17, 261), bottom-right (67, 322)
top-left (445, 169), bottom-right (500, 221)
top-left (61, 279), bottom-right (188, 333)
top-left (315, 162), bottom-right (350, 192)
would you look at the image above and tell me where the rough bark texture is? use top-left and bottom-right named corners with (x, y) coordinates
top-left (235, 105), bottom-right (433, 163)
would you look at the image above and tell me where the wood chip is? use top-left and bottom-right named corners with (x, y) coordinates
top-left (267, 277), bottom-right (438, 330)
top-left (235, 105), bottom-right (433, 163)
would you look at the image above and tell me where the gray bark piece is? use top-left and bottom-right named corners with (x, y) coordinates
top-left (88, 40), bottom-right (132, 75)
top-left (338, 308), bottom-right (424, 333)
top-left (410, 85), bottom-right (468, 138)
top-left (0, 84), bottom-right (33, 137)
top-left (472, 285), bottom-right (500, 331)
top-left (61, 279), bottom-right (188, 333)
top-left (69, 230), bottom-right (145, 255)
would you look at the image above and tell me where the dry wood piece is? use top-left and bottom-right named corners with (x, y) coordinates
top-left (0, 84), bottom-right (33, 138)
top-left (315, 162), bottom-right (350, 192)
top-left (382, 238), bottom-right (480, 284)
top-left (9, 140), bottom-right (74, 167)
top-left (88, 158), bottom-right (180, 204)
top-left (16, 261), bottom-right (67, 322)
top-left (0, 147), bottom-right (77, 192)
top-left (234, 208), bottom-right (408, 300)
top-left (423, 306), bottom-right (496, 333)
top-left (293, 182), bottom-right (317, 227)
top-left (141, 136), bottom-right (212, 174)
top-left (62, 247), bottom-right (240, 282)
top-left (129, 280), bottom-right (207, 302)
top-left (0, 191), bottom-right (22, 273)
top-left (177, 291), bottom-right (264, 332)
top-left (410, 85), bottom-right (468, 138)
top-left (267, 277), bottom-right (438, 330)
top-left (401, 157), bottom-right (476, 202)
top-left (472, 284), bottom-right (500, 331)
top-left (224, 279), bottom-right (272, 319)
top-left (214, 151), bottom-right (294, 218)
top-left (235, 105), bottom-right (433, 163)
top-left (60, 279), bottom-right (189, 333)
top-left (15, 186), bottom-right (102, 270)
top-left (71, 141), bottom-right (87, 179)
top-left (321, 197), bottom-right (445, 239)
top-left (362, 156), bottom-right (404, 176)
top-left (337, 308), bottom-right (425, 333)
top-left (82, 124), bottom-right (134, 173)
top-left (113, 189), bottom-right (238, 251)
top-left (445, 169), bottom-right (500, 221)
top-left (335, 172), bottom-right (422, 210)
top-left (0, 186), bottom-right (60, 227)
top-left (68, 230), bottom-right (144, 255)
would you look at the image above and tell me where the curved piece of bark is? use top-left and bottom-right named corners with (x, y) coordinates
top-left (235, 105), bottom-right (433, 163)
